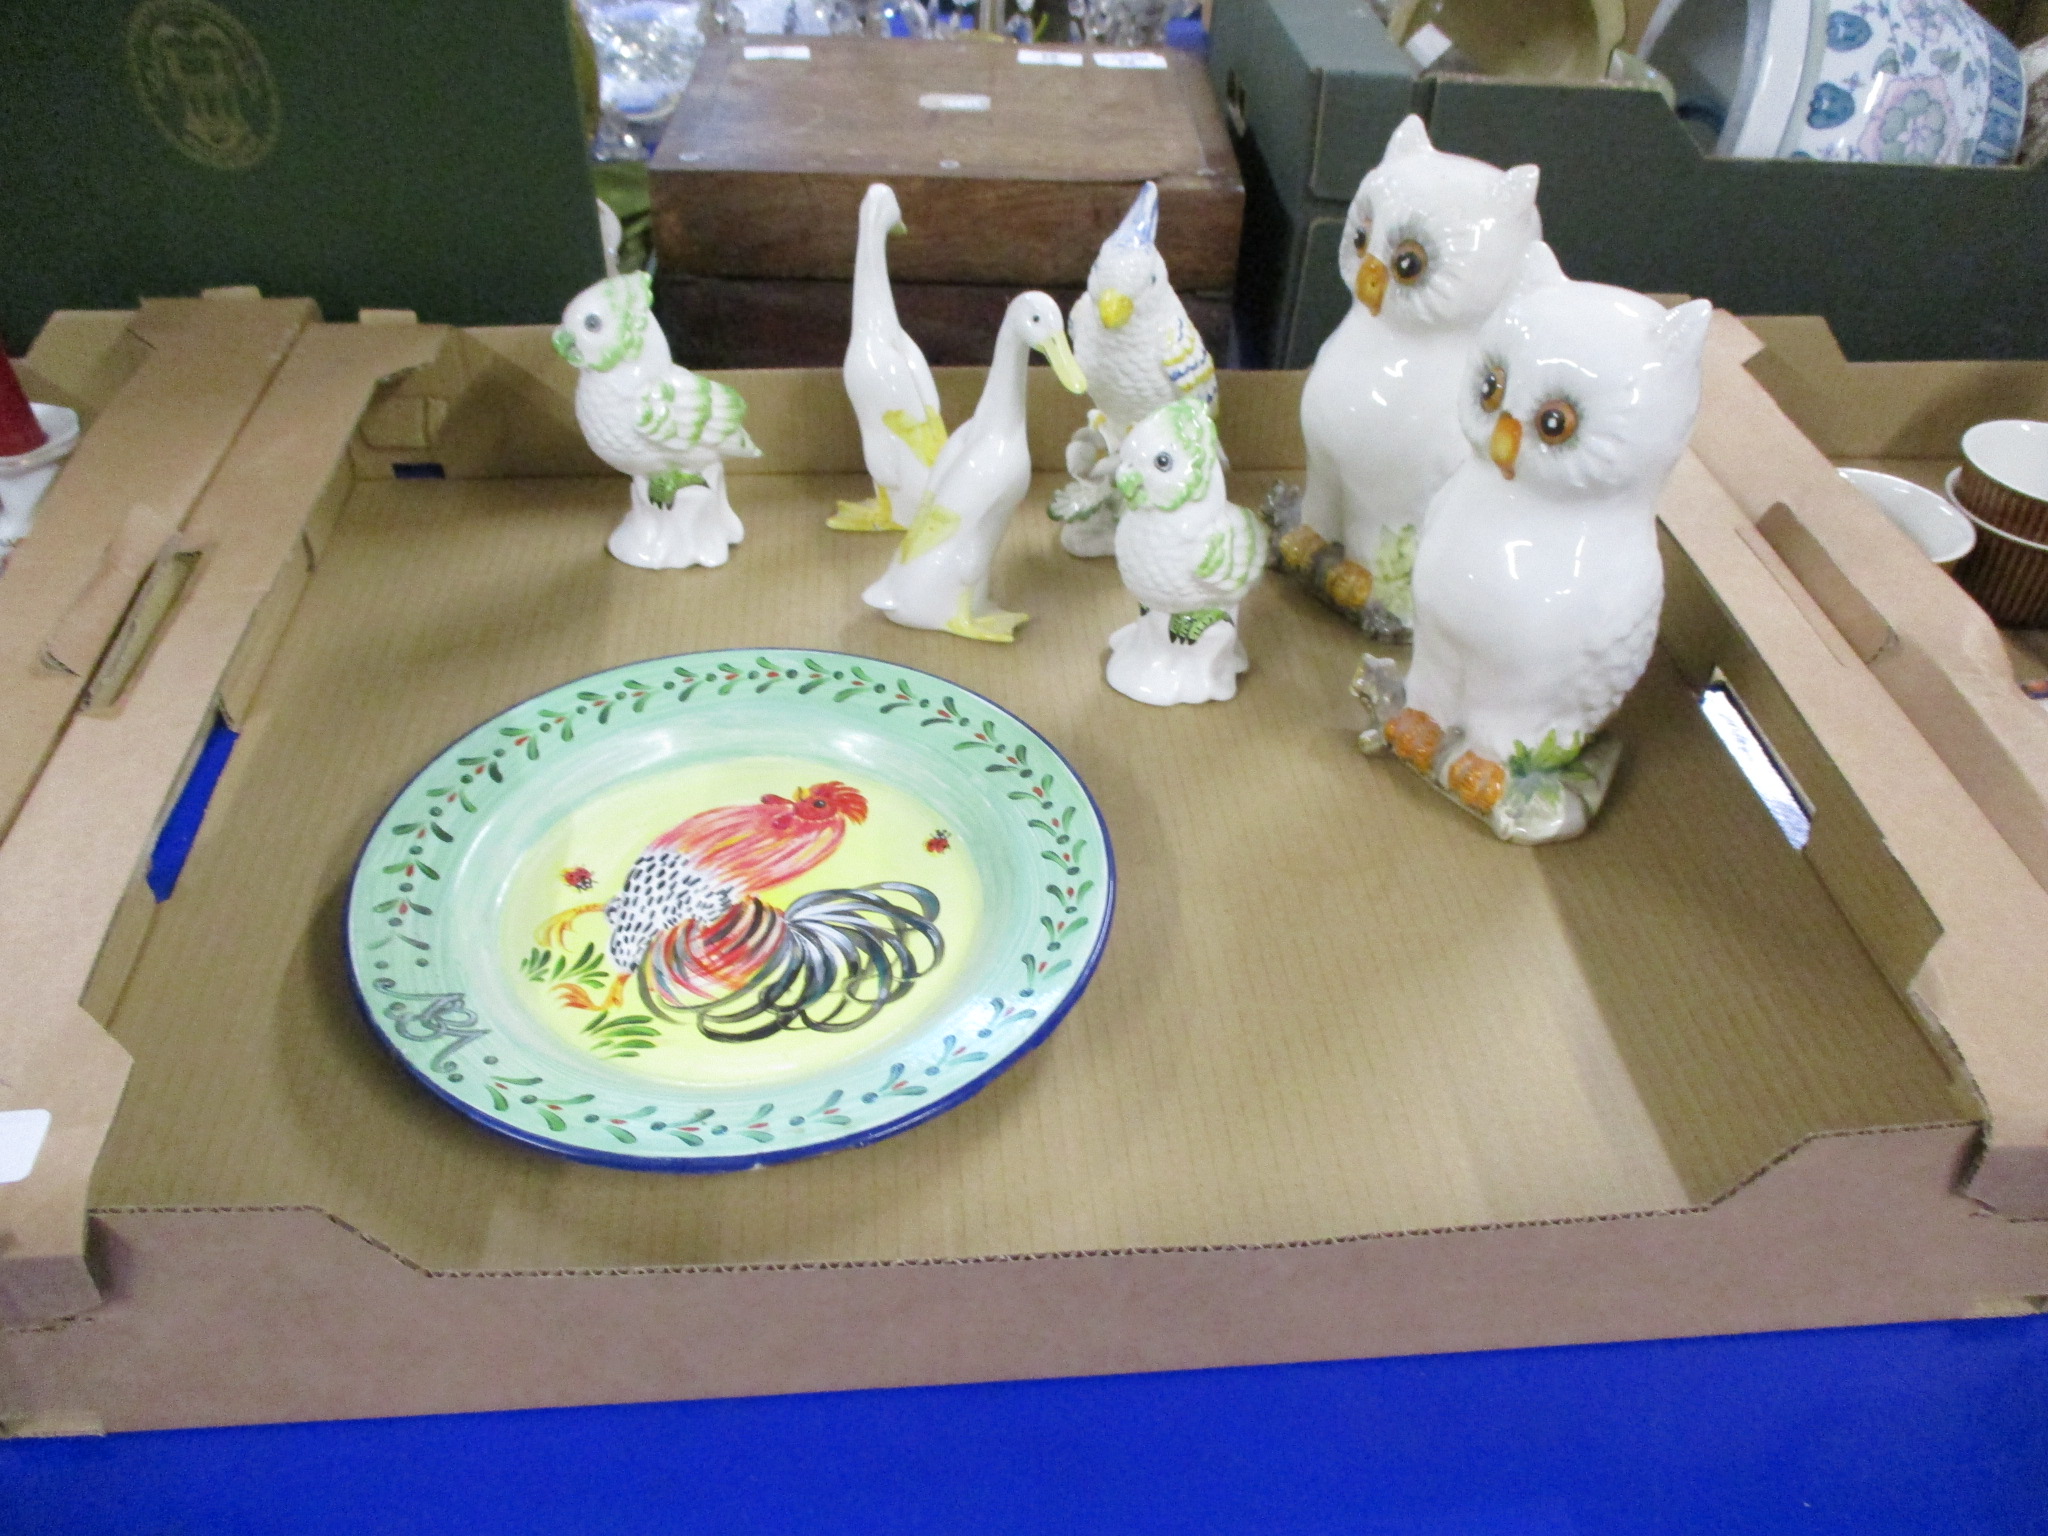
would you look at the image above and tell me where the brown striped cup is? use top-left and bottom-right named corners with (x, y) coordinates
top-left (1950, 420), bottom-right (2048, 625)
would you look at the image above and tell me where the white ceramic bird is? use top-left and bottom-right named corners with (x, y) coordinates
top-left (1355, 271), bottom-right (1714, 844)
top-left (1297, 115), bottom-right (1546, 638)
top-left (1105, 400), bottom-right (1266, 706)
top-left (1052, 182), bottom-right (1218, 559)
top-left (554, 269), bottom-right (761, 570)
top-left (862, 291), bottom-right (1088, 642)
top-left (834, 183), bottom-right (947, 534)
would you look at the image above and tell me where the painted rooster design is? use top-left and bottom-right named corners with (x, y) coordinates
top-left (538, 782), bottom-right (943, 1045)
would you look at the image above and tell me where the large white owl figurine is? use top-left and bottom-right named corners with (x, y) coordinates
top-left (1352, 275), bottom-right (1713, 844)
top-left (1294, 115), bottom-right (1544, 639)
top-left (1105, 400), bottom-right (1266, 706)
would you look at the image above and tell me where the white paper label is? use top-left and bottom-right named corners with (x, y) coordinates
top-left (1093, 50), bottom-right (1168, 69)
top-left (743, 44), bottom-right (811, 60)
top-left (1404, 23), bottom-right (1454, 68)
top-left (0, 1109), bottom-right (51, 1184)
top-left (920, 92), bottom-right (992, 112)
top-left (1018, 48), bottom-right (1084, 66)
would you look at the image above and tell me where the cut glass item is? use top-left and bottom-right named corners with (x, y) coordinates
top-left (580, 0), bottom-right (708, 161)
top-left (346, 651), bottom-right (1114, 1170)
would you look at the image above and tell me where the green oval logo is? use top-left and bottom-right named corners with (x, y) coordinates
top-left (126, 0), bottom-right (280, 172)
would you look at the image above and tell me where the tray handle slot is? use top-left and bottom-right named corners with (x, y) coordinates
top-left (39, 504), bottom-right (200, 713)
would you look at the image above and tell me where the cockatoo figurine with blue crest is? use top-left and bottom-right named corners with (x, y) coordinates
top-left (554, 218), bottom-right (761, 571)
top-left (1105, 399), bottom-right (1266, 706)
top-left (863, 291), bottom-right (1087, 642)
top-left (1052, 181), bottom-right (1218, 558)
top-left (834, 182), bottom-right (947, 534)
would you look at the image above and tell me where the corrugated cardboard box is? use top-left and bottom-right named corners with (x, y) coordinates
top-left (3, 296), bottom-right (2046, 1435)
top-left (1718, 317), bottom-right (2048, 1060)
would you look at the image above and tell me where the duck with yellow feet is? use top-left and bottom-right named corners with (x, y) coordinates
top-left (861, 291), bottom-right (1087, 643)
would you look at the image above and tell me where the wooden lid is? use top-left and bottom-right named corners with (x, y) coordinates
top-left (651, 37), bottom-right (1242, 288)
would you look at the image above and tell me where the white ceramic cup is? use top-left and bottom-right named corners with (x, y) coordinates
top-left (0, 401), bottom-right (81, 547)
top-left (1837, 467), bottom-right (1974, 567)
top-left (1961, 419), bottom-right (2048, 501)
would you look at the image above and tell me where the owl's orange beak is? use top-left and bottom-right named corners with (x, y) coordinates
top-left (1354, 253), bottom-right (1388, 316)
top-left (1490, 413), bottom-right (1522, 479)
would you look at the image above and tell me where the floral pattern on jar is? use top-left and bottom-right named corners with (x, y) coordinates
top-left (1782, 0), bottom-right (2022, 165)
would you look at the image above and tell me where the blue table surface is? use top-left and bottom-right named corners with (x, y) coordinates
top-left (4, 1314), bottom-right (2045, 1535)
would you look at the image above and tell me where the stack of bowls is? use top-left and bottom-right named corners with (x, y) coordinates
top-left (1949, 421), bottom-right (2048, 625)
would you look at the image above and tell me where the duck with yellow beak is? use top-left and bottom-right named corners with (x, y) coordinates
top-left (863, 291), bottom-right (1087, 642)
top-left (1291, 116), bottom-right (1546, 640)
top-left (1052, 182), bottom-right (1219, 558)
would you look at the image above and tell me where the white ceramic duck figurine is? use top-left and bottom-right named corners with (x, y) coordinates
top-left (1051, 182), bottom-right (1218, 558)
top-left (833, 183), bottom-right (947, 533)
top-left (1106, 400), bottom-right (1266, 706)
top-left (862, 291), bottom-right (1087, 642)
top-left (554, 263), bottom-right (761, 571)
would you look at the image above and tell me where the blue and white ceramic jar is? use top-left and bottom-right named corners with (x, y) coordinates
top-left (1787, 1), bottom-right (2023, 164)
top-left (1642, 0), bottom-right (2023, 164)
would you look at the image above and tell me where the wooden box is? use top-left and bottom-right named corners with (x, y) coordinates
top-left (649, 37), bottom-right (1243, 367)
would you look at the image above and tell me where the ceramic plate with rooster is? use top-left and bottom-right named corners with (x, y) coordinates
top-left (346, 650), bottom-right (1114, 1169)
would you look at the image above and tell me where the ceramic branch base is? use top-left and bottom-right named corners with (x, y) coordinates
top-left (1058, 501), bottom-right (1120, 558)
top-left (1351, 650), bottom-right (1620, 844)
top-left (1051, 473), bottom-right (1121, 558)
top-left (1106, 609), bottom-right (1248, 706)
top-left (608, 475), bottom-right (744, 570)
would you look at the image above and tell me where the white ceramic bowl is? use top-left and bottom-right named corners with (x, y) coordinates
top-left (1642, 0), bottom-right (2023, 164)
top-left (1838, 466), bottom-right (1974, 566)
top-left (1961, 419), bottom-right (2048, 500)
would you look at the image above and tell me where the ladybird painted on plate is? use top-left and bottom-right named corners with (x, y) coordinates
top-left (925, 828), bottom-right (952, 854)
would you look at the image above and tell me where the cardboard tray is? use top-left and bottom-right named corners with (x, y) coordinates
top-left (3, 295), bottom-right (2047, 1434)
top-left (1714, 318), bottom-right (2048, 1136)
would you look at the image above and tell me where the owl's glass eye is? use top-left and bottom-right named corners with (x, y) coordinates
top-left (1391, 240), bottom-right (1427, 283)
top-left (1535, 400), bottom-right (1580, 445)
top-left (1351, 223), bottom-right (1370, 255)
top-left (583, 313), bottom-right (602, 332)
top-left (1478, 365), bottom-right (1507, 413)
top-left (1153, 451), bottom-right (1173, 471)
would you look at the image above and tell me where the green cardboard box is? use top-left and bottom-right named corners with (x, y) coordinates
top-left (1211, 0), bottom-right (2048, 367)
top-left (0, 0), bottom-right (604, 348)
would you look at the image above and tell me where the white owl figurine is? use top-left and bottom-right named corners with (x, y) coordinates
top-left (554, 270), bottom-right (762, 571)
top-left (1354, 274), bottom-right (1714, 845)
top-left (1296, 114), bottom-right (1545, 639)
top-left (1051, 182), bottom-right (1219, 559)
top-left (1105, 400), bottom-right (1266, 706)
